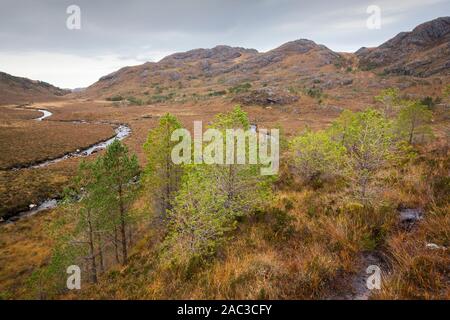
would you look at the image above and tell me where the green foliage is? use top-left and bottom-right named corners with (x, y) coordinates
top-left (29, 140), bottom-right (140, 297)
top-left (335, 109), bottom-right (395, 201)
top-left (162, 107), bottom-right (272, 270)
top-left (395, 100), bottom-right (432, 144)
top-left (107, 95), bottom-right (124, 102)
top-left (148, 92), bottom-right (176, 104)
top-left (420, 96), bottom-right (441, 109)
top-left (305, 86), bottom-right (323, 99)
top-left (143, 114), bottom-right (184, 216)
top-left (292, 108), bottom-right (398, 202)
top-left (289, 130), bottom-right (346, 184)
top-left (212, 105), bottom-right (250, 130)
top-left (443, 84), bottom-right (450, 98)
top-left (208, 90), bottom-right (227, 97)
top-left (228, 82), bottom-right (252, 95)
top-left (126, 96), bottom-right (144, 105)
top-left (374, 87), bottom-right (400, 116)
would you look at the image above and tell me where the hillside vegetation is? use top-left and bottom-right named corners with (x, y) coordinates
top-left (20, 91), bottom-right (449, 300)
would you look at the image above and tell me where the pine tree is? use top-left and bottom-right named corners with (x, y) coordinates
top-left (396, 100), bottom-right (432, 144)
top-left (333, 109), bottom-right (395, 202)
top-left (163, 106), bottom-right (272, 267)
top-left (101, 140), bottom-right (140, 265)
top-left (289, 129), bottom-right (346, 184)
top-left (143, 113), bottom-right (183, 218)
top-left (375, 87), bottom-right (401, 117)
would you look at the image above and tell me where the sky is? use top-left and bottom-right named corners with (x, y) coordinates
top-left (0, 0), bottom-right (448, 89)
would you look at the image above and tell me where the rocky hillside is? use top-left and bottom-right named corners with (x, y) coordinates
top-left (80, 17), bottom-right (450, 106)
top-left (80, 39), bottom-right (349, 102)
top-left (356, 17), bottom-right (450, 77)
top-left (0, 72), bottom-right (69, 105)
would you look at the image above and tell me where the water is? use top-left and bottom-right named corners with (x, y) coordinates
top-left (35, 109), bottom-right (53, 121)
top-left (2, 108), bottom-right (132, 224)
top-left (31, 124), bottom-right (131, 168)
top-left (1, 199), bottom-right (58, 224)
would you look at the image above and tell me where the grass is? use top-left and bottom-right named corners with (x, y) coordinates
top-left (0, 98), bottom-right (448, 300)
top-left (57, 142), bottom-right (448, 300)
top-left (0, 163), bottom-right (74, 218)
top-left (0, 121), bottom-right (115, 169)
top-left (0, 209), bottom-right (55, 299)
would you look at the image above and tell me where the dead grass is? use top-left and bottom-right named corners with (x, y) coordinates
top-left (0, 96), bottom-right (448, 300)
top-left (0, 209), bottom-right (56, 299)
top-left (0, 106), bottom-right (42, 121)
top-left (0, 121), bottom-right (115, 169)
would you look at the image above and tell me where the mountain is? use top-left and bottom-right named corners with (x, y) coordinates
top-left (0, 72), bottom-right (69, 105)
top-left (80, 17), bottom-right (450, 104)
top-left (356, 17), bottom-right (450, 77)
top-left (80, 39), bottom-right (349, 102)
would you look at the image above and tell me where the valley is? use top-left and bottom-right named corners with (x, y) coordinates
top-left (0, 16), bottom-right (449, 300)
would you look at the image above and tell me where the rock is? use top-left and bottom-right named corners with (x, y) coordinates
top-left (426, 243), bottom-right (446, 250)
top-left (341, 78), bottom-right (353, 86)
top-left (399, 208), bottom-right (423, 223)
top-left (233, 87), bottom-right (299, 106)
top-left (357, 17), bottom-right (450, 77)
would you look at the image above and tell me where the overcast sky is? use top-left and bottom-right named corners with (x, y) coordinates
top-left (0, 0), bottom-right (448, 88)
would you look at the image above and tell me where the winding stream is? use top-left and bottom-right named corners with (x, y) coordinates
top-left (36, 109), bottom-right (52, 121)
top-left (1, 106), bottom-right (132, 224)
top-left (30, 124), bottom-right (131, 169)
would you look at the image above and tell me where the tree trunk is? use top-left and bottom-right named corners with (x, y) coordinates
top-left (409, 115), bottom-right (417, 144)
top-left (113, 226), bottom-right (120, 264)
top-left (96, 232), bottom-right (105, 273)
top-left (87, 210), bottom-right (98, 283)
top-left (118, 184), bottom-right (128, 264)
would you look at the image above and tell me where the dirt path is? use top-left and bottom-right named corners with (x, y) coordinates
top-left (327, 251), bottom-right (385, 300)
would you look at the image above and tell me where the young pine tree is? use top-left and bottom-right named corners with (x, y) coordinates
top-left (101, 140), bottom-right (140, 265)
top-left (331, 109), bottom-right (395, 202)
top-left (396, 100), bottom-right (432, 144)
top-left (375, 87), bottom-right (401, 117)
top-left (289, 129), bottom-right (346, 184)
top-left (163, 106), bottom-right (272, 267)
top-left (143, 113), bottom-right (183, 218)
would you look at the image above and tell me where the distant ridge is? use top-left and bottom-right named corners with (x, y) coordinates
top-left (0, 72), bottom-right (70, 105)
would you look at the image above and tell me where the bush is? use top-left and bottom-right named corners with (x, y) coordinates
top-left (126, 96), bottom-right (144, 105)
top-left (289, 130), bottom-right (346, 184)
top-left (148, 92), bottom-right (176, 104)
top-left (208, 90), bottom-right (227, 97)
top-left (229, 83), bottom-right (252, 94)
top-left (304, 87), bottom-right (323, 99)
top-left (107, 95), bottom-right (124, 101)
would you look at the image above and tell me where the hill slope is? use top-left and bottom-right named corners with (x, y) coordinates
top-left (0, 72), bottom-right (69, 105)
top-left (80, 39), bottom-right (350, 102)
top-left (80, 17), bottom-right (450, 104)
top-left (356, 17), bottom-right (450, 77)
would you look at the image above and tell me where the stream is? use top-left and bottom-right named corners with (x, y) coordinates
top-left (1, 107), bottom-right (132, 224)
top-left (36, 109), bottom-right (52, 121)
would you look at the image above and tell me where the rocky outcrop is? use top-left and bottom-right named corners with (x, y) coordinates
top-left (233, 87), bottom-right (299, 106)
top-left (356, 17), bottom-right (450, 76)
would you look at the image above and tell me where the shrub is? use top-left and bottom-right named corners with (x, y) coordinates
top-left (107, 95), bottom-right (124, 101)
top-left (289, 130), bottom-right (346, 185)
top-left (126, 96), bottom-right (144, 105)
top-left (228, 82), bottom-right (252, 94)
